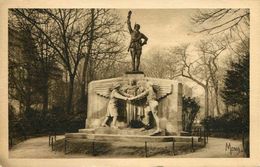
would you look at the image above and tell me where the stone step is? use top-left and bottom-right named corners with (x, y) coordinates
top-left (78, 127), bottom-right (166, 136)
top-left (78, 128), bottom-right (95, 133)
top-left (65, 132), bottom-right (200, 143)
top-left (180, 131), bottom-right (191, 136)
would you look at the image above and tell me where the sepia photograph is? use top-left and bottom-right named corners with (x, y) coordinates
top-left (1, 1), bottom-right (260, 166)
top-left (7, 8), bottom-right (249, 158)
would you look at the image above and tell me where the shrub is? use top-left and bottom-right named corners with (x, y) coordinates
top-left (201, 111), bottom-right (243, 138)
top-left (9, 106), bottom-right (87, 145)
top-left (182, 96), bottom-right (200, 132)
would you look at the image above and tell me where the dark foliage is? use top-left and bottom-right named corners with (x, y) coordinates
top-left (202, 111), bottom-right (243, 136)
top-left (182, 96), bottom-right (200, 132)
top-left (220, 44), bottom-right (249, 156)
top-left (221, 53), bottom-right (249, 131)
top-left (9, 106), bottom-right (86, 147)
top-left (221, 54), bottom-right (249, 108)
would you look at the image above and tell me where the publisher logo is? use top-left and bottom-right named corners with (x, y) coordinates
top-left (225, 142), bottom-right (242, 156)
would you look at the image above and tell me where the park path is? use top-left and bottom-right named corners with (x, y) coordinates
top-left (9, 136), bottom-right (244, 158)
top-left (177, 137), bottom-right (243, 158)
top-left (9, 136), bottom-right (67, 158)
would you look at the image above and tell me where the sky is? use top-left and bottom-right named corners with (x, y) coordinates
top-left (117, 9), bottom-right (202, 55)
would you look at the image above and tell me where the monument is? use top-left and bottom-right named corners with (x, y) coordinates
top-left (80, 11), bottom-right (188, 136)
top-left (67, 11), bottom-right (192, 142)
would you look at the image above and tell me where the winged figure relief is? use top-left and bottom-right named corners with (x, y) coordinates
top-left (94, 79), bottom-right (172, 101)
top-left (94, 80), bottom-right (128, 99)
top-left (125, 79), bottom-right (173, 101)
top-left (95, 84), bottom-right (111, 98)
top-left (152, 82), bottom-right (173, 100)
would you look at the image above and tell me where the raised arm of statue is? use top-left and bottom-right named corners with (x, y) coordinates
top-left (127, 10), bottom-right (133, 33)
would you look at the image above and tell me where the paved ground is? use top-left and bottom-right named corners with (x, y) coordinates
top-left (177, 137), bottom-right (244, 158)
top-left (9, 135), bottom-right (244, 158)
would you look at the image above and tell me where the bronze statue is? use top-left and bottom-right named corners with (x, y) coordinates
top-left (127, 10), bottom-right (148, 72)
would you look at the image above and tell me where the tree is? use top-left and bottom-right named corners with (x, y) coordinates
top-left (197, 40), bottom-right (226, 116)
top-left (11, 9), bottom-right (127, 114)
top-left (79, 9), bottom-right (126, 112)
top-left (142, 48), bottom-right (182, 79)
top-left (178, 44), bottom-right (211, 117)
top-left (182, 96), bottom-right (200, 132)
top-left (80, 9), bottom-right (95, 110)
top-left (221, 44), bottom-right (249, 111)
top-left (9, 11), bottom-right (63, 113)
top-left (172, 39), bottom-right (225, 117)
top-left (33, 29), bottom-right (63, 112)
top-left (191, 8), bottom-right (250, 157)
top-left (8, 26), bottom-right (40, 112)
top-left (191, 9), bottom-right (249, 35)
top-left (12, 9), bottom-right (96, 112)
top-left (221, 47), bottom-right (249, 157)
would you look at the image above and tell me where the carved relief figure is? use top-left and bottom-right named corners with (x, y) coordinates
top-left (101, 83), bottom-right (129, 128)
top-left (130, 81), bottom-right (162, 134)
top-left (96, 79), bottom-right (172, 132)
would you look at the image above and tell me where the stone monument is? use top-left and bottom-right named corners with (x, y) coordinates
top-left (81, 11), bottom-right (190, 136)
top-left (84, 75), bottom-right (184, 135)
top-left (63, 11), bottom-right (204, 158)
top-left (63, 11), bottom-right (203, 158)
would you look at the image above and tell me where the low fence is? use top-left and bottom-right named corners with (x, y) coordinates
top-left (9, 130), bottom-right (59, 149)
top-left (9, 123), bottom-right (210, 155)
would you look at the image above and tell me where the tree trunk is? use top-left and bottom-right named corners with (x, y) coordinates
top-left (209, 88), bottom-right (215, 117)
top-left (204, 87), bottom-right (209, 118)
top-left (24, 85), bottom-right (32, 112)
top-left (42, 81), bottom-right (49, 112)
top-left (25, 96), bottom-right (31, 112)
top-left (19, 95), bottom-right (22, 114)
top-left (215, 93), bottom-right (220, 115)
top-left (66, 75), bottom-right (75, 113)
top-left (225, 104), bottom-right (229, 113)
top-left (81, 54), bottom-right (89, 101)
top-left (80, 9), bottom-right (95, 112)
top-left (212, 83), bottom-right (221, 115)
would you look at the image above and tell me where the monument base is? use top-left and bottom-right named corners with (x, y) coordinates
top-left (124, 71), bottom-right (145, 80)
top-left (65, 132), bottom-right (199, 143)
top-left (125, 71), bottom-right (144, 74)
top-left (79, 127), bottom-right (169, 136)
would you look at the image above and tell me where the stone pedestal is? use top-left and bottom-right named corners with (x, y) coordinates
top-left (85, 73), bottom-right (184, 136)
top-left (124, 72), bottom-right (145, 80)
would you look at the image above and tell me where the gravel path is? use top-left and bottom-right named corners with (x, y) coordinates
top-left (177, 137), bottom-right (244, 158)
top-left (9, 135), bottom-right (244, 158)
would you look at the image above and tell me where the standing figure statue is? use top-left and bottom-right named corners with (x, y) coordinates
top-left (127, 10), bottom-right (148, 72)
top-left (101, 83), bottom-right (129, 128)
